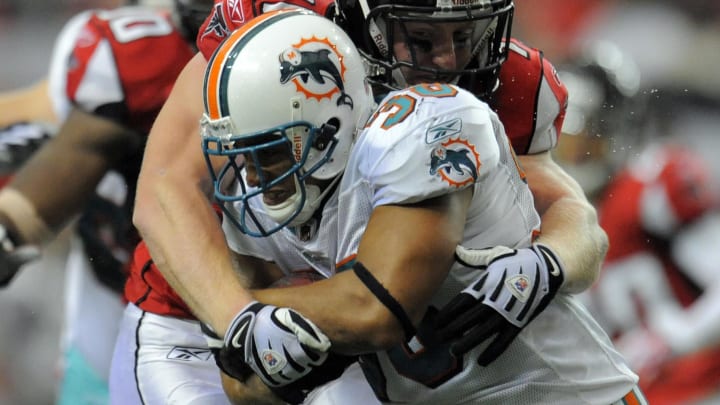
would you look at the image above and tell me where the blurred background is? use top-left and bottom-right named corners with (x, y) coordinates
top-left (1, 0), bottom-right (719, 404)
top-left (1, 3), bottom-right (121, 405)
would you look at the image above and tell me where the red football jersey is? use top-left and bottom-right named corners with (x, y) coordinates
top-left (124, 240), bottom-right (194, 317)
top-left (601, 145), bottom-right (718, 266)
top-left (46, 7), bottom-right (194, 293)
top-left (492, 39), bottom-right (568, 155)
top-left (50, 8), bottom-right (194, 133)
top-left (594, 145), bottom-right (720, 405)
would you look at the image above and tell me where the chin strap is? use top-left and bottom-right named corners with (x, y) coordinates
top-left (288, 174), bottom-right (343, 228)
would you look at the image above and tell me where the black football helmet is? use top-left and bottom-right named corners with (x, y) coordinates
top-left (334, 0), bottom-right (513, 99)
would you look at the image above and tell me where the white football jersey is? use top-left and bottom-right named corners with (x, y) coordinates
top-left (335, 84), bottom-right (638, 404)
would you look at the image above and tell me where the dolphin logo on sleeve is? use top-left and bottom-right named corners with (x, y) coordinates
top-left (279, 46), bottom-right (353, 108)
top-left (429, 139), bottom-right (481, 187)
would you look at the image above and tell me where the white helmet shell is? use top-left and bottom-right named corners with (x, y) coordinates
top-left (203, 9), bottom-right (373, 180)
top-left (201, 9), bottom-right (374, 235)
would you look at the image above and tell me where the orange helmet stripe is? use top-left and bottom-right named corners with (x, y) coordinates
top-left (204, 9), bottom-right (306, 120)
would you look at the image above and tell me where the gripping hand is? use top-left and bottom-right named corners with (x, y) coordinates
top-left (435, 243), bottom-right (564, 366)
top-left (1, 224), bottom-right (40, 287)
top-left (218, 301), bottom-right (354, 404)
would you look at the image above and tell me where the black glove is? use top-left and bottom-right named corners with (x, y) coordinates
top-left (218, 301), bottom-right (355, 404)
top-left (1, 224), bottom-right (40, 287)
top-left (435, 243), bottom-right (564, 366)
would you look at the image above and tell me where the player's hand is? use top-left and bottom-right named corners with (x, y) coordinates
top-left (0, 224), bottom-right (40, 287)
top-left (218, 301), bottom-right (355, 404)
top-left (435, 243), bottom-right (564, 366)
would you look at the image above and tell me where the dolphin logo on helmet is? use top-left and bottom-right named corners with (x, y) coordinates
top-left (279, 37), bottom-right (354, 108)
top-left (200, 9), bottom-right (374, 237)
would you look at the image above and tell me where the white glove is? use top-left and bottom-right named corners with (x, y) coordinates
top-left (219, 301), bottom-right (330, 383)
top-left (218, 301), bottom-right (353, 404)
top-left (435, 243), bottom-right (564, 365)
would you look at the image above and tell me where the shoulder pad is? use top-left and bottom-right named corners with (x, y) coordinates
top-left (492, 38), bottom-right (567, 155)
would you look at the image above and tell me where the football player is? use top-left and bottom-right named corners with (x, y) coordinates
top-left (135, 0), bottom-right (606, 354)
top-left (555, 43), bottom-right (720, 405)
top-left (587, 144), bottom-right (720, 405)
top-left (126, 0), bottom-right (614, 403)
top-left (0, 1), bottom-right (210, 403)
top-left (202, 9), bottom-right (641, 404)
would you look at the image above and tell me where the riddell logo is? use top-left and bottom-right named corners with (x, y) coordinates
top-left (278, 36), bottom-right (354, 108)
top-left (452, 0), bottom-right (483, 4)
top-left (293, 133), bottom-right (303, 163)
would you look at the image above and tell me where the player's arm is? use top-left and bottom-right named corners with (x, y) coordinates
top-left (519, 150), bottom-right (607, 293)
top-left (252, 189), bottom-right (472, 352)
top-left (133, 52), bottom-right (254, 333)
top-left (134, 54), bottom-right (280, 403)
top-left (213, 190), bottom-right (471, 404)
top-left (0, 106), bottom-right (138, 284)
top-left (216, 252), bottom-right (286, 405)
top-left (0, 79), bottom-right (59, 128)
top-left (0, 106), bottom-right (138, 270)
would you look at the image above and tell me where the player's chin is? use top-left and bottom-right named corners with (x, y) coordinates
top-left (262, 190), bottom-right (294, 206)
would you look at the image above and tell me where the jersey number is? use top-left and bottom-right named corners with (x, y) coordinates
top-left (365, 83), bottom-right (459, 130)
top-left (99, 9), bottom-right (174, 43)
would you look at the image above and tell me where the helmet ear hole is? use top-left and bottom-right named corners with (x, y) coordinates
top-left (315, 118), bottom-right (341, 151)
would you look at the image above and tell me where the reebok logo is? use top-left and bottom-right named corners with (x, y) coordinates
top-left (167, 347), bottom-right (213, 362)
top-left (426, 118), bottom-right (462, 144)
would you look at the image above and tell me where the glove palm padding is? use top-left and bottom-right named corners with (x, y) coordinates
top-left (435, 243), bottom-right (564, 366)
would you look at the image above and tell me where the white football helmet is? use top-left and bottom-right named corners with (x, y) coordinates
top-left (202, 9), bottom-right (374, 236)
